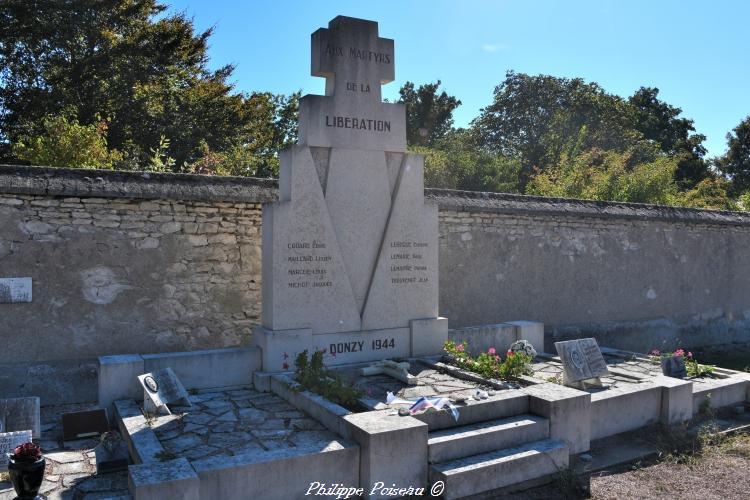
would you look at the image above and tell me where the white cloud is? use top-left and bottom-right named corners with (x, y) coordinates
top-left (482, 43), bottom-right (510, 53)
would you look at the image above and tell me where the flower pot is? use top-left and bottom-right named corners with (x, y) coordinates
top-left (8, 457), bottom-right (46, 500)
top-left (661, 355), bottom-right (687, 378)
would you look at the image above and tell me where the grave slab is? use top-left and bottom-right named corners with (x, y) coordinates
top-left (128, 457), bottom-right (199, 500)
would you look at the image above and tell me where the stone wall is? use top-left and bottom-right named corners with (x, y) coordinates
top-left (2, 165), bottom-right (750, 403)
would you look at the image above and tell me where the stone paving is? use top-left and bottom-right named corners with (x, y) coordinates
top-left (337, 360), bottom-right (504, 408)
top-left (0, 403), bottom-right (129, 500)
top-left (147, 387), bottom-right (339, 464)
top-left (531, 354), bottom-right (659, 389)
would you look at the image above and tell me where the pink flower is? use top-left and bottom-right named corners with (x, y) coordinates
top-left (456, 344), bottom-right (465, 352)
top-left (687, 352), bottom-right (693, 360)
top-left (488, 347), bottom-right (496, 355)
top-left (649, 349), bottom-right (661, 356)
top-left (674, 348), bottom-right (685, 357)
top-left (494, 355), bottom-right (500, 362)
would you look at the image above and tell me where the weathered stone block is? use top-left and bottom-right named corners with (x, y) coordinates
top-left (523, 383), bottom-right (590, 454)
top-left (344, 411), bottom-right (428, 499)
top-left (411, 317), bottom-right (448, 357)
top-left (129, 457), bottom-right (199, 500)
top-left (98, 354), bottom-right (144, 417)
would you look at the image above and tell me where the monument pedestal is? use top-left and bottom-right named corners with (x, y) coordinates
top-left (253, 317), bottom-right (447, 371)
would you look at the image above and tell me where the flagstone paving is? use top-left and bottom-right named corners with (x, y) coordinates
top-left (0, 403), bottom-right (130, 500)
top-left (146, 388), bottom-right (340, 465)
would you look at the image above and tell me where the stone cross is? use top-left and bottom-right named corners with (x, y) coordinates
top-left (299, 16), bottom-right (406, 151)
top-left (311, 16), bottom-right (395, 102)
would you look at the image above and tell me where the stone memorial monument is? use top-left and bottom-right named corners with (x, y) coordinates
top-left (254, 16), bottom-right (447, 370)
top-left (554, 338), bottom-right (609, 388)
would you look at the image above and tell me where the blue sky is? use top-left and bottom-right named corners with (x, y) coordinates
top-left (165, 0), bottom-right (749, 158)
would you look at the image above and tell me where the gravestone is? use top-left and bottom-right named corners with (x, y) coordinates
top-left (0, 397), bottom-right (41, 438)
top-left (138, 367), bottom-right (191, 415)
top-left (0, 430), bottom-right (33, 471)
top-left (554, 338), bottom-right (609, 388)
top-left (255, 16), bottom-right (447, 369)
top-left (61, 409), bottom-right (109, 441)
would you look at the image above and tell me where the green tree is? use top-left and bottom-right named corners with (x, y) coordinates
top-left (417, 130), bottom-right (521, 193)
top-left (674, 176), bottom-right (737, 211)
top-left (527, 146), bottom-right (679, 205)
top-left (398, 80), bottom-right (461, 147)
top-left (718, 116), bottom-right (750, 193)
top-left (12, 114), bottom-right (122, 168)
top-left (0, 0), bottom-right (295, 173)
top-left (628, 87), bottom-right (708, 188)
top-left (471, 71), bottom-right (641, 189)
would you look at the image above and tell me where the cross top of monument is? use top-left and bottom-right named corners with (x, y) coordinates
top-left (311, 16), bottom-right (395, 103)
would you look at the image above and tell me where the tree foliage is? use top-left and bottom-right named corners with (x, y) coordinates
top-left (527, 146), bottom-right (679, 205)
top-left (718, 116), bottom-right (750, 193)
top-left (0, 0), bottom-right (296, 174)
top-left (399, 80), bottom-right (461, 147)
top-left (13, 114), bottom-right (122, 169)
top-left (416, 130), bottom-right (520, 193)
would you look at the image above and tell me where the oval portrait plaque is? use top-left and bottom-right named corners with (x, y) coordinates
top-left (144, 375), bottom-right (159, 393)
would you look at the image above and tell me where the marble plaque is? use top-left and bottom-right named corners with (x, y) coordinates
top-left (0, 277), bottom-right (32, 303)
top-left (61, 408), bottom-right (109, 440)
top-left (0, 430), bottom-right (32, 471)
top-left (555, 338), bottom-right (609, 383)
top-left (138, 367), bottom-right (191, 414)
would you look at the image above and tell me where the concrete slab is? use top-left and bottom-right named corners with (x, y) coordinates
top-left (429, 438), bottom-right (568, 500)
top-left (590, 383), bottom-right (661, 440)
top-left (654, 375), bottom-right (693, 424)
top-left (428, 414), bottom-right (549, 464)
top-left (344, 410), bottom-right (428, 499)
top-left (411, 317), bottom-right (448, 357)
top-left (99, 355), bottom-right (144, 419)
top-left (141, 347), bottom-right (260, 390)
top-left (128, 457), bottom-right (199, 500)
top-left (524, 383), bottom-right (591, 454)
top-left (414, 390), bottom-right (529, 431)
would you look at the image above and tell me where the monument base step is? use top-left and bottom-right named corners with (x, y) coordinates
top-left (429, 438), bottom-right (569, 500)
top-left (428, 414), bottom-right (550, 463)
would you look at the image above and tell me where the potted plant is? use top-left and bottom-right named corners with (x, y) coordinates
top-left (7, 442), bottom-right (45, 500)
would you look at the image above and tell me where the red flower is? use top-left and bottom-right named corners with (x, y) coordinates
top-left (488, 347), bottom-right (496, 355)
top-left (506, 350), bottom-right (514, 357)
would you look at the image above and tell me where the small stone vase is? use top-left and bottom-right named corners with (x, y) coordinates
top-left (8, 457), bottom-right (46, 500)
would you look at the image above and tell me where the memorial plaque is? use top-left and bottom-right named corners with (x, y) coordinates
top-left (0, 430), bottom-right (32, 471)
top-left (0, 396), bottom-right (41, 438)
top-left (61, 408), bottom-right (109, 441)
top-left (259, 16), bottom-right (444, 369)
top-left (0, 277), bottom-right (32, 303)
top-left (138, 367), bottom-right (191, 414)
top-left (555, 338), bottom-right (609, 385)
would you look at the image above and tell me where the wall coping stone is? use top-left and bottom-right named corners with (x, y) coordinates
top-left (2, 164), bottom-right (750, 226)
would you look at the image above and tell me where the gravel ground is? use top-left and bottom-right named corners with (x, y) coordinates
top-left (500, 430), bottom-right (750, 500)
